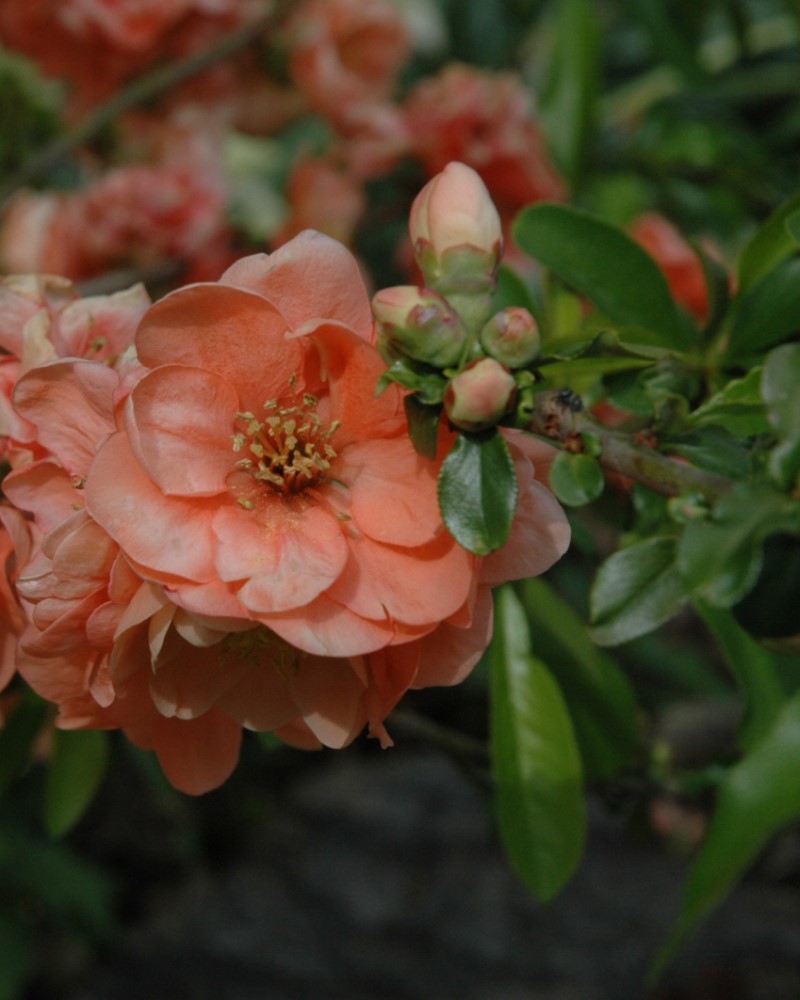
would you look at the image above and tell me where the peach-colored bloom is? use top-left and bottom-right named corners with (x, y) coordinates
top-left (286, 0), bottom-right (410, 131)
top-left (0, 274), bottom-right (149, 466)
top-left (82, 230), bottom-right (483, 658)
top-left (403, 64), bottom-right (567, 217)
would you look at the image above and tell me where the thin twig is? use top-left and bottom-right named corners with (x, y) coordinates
top-left (529, 388), bottom-right (735, 504)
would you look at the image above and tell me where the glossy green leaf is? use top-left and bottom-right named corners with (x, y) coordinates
top-left (518, 578), bottom-right (639, 780)
top-left (696, 601), bottom-right (784, 751)
top-left (490, 586), bottom-right (586, 901)
top-left (537, 0), bottom-right (599, 186)
top-left (663, 427), bottom-right (749, 479)
top-left (687, 368), bottom-right (769, 437)
top-left (404, 395), bottom-right (441, 460)
top-left (737, 190), bottom-right (800, 294)
top-left (549, 450), bottom-right (604, 507)
top-left (44, 729), bottom-right (109, 837)
top-left (654, 689), bottom-right (800, 976)
top-left (438, 431), bottom-right (518, 555)
top-left (492, 263), bottom-right (542, 325)
top-left (590, 536), bottom-right (689, 645)
top-left (677, 483), bottom-right (800, 606)
top-left (514, 204), bottom-right (696, 348)
top-left (727, 257), bottom-right (800, 360)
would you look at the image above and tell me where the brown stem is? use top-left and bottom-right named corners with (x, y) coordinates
top-left (528, 388), bottom-right (734, 504)
top-left (0, 0), bottom-right (296, 206)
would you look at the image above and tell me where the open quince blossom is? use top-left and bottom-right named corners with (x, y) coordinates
top-left (1, 222), bottom-right (569, 794)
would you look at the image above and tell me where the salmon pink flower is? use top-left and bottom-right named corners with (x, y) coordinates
top-left (82, 230), bottom-right (481, 660)
top-left (286, 0), bottom-right (410, 130)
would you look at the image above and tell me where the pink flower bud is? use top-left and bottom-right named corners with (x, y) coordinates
top-left (444, 357), bottom-right (517, 432)
top-left (480, 307), bottom-right (540, 368)
top-left (372, 285), bottom-right (467, 367)
top-left (409, 162), bottom-right (502, 291)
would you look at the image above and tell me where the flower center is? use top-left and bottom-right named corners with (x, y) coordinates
top-left (231, 393), bottom-right (339, 498)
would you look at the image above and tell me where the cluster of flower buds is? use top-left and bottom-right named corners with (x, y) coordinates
top-left (372, 161), bottom-right (541, 434)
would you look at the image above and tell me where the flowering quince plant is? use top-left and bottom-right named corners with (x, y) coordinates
top-left (5, 0), bottom-right (800, 988)
top-left (0, 170), bottom-right (570, 799)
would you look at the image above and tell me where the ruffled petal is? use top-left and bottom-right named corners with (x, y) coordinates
top-left (343, 437), bottom-right (442, 547)
top-left (13, 359), bottom-right (118, 475)
top-left (214, 496), bottom-right (348, 613)
top-left (134, 283), bottom-right (304, 415)
top-left (263, 592), bottom-right (395, 657)
top-left (125, 365), bottom-right (238, 497)
top-left (220, 232), bottom-right (373, 336)
top-left (287, 654), bottom-right (367, 748)
top-left (85, 433), bottom-right (219, 583)
top-left (326, 529), bottom-right (474, 627)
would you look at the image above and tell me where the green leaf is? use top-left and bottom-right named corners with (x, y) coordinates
top-left (677, 483), bottom-right (800, 606)
top-left (695, 601), bottom-right (784, 752)
top-left (490, 586), bottom-right (586, 901)
top-left (687, 368), bottom-right (769, 436)
top-left (403, 395), bottom-right (441, 460)
top-left (663, 427), bottom-right (750, 479)
top-left (518, 578), bottom-right (639, 780)
top-left (514, 204), bottom-right (697, 348)
top-left (438, 431), bottom-right (518, 555)
top-left (727, 257), bottom-right (800, 360)
top-left (548, 450), bottom-right (605, 507)
top-left (492, 263), bottom-right (542, 324)
top-left (378, 359), bottom-right (447, 405)
top-left (737, 190), bottom-right (800, 294)
top-left (763, 343), bottom-right (800, 438)
top-left (653, 689), bottom-right (800, 977)
top-left (537, 0), bottom-right (599, 187)
top-left (590, 536), bottom-right (689, 645)
top-left (44, 729), bottom-right (109, 837)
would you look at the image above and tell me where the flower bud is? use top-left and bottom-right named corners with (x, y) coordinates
top-left (409, 162), bottom-right (502, 294)
top-left (480, 307), bottom-right (540, 368)
top-left (444, 357), bottom-right (516, 432)
top-left (372, 285), bottom-right (467, 367)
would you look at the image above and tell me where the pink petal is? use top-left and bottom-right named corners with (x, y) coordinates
top-left (216, 657), bottom-right (299, 731)
top-left (413, 584), bottom-right (494, 687)
top-left (134, 283), bottom-right (303, 415)
top-left (343, 438), bottom-right (442, 547)
top-left (147, 709), bottom-right (243, 795)
top-left (263, 592), bottom-right (395, 657)
top-left (325, 529), bottom-right (475, 626)
top-left (85, 433), bottom-right (219, 583)
top-left (149, 640), bottom-right (247, 721)
top-left (220, 232), bottom-right (373, 336)
top-left (3, 461), bottom-right (79, 533)
top-left (287, 654), bottom-right (367, 748)
top-left (13, 359), bottom-right (118, 475)
top-left (215, 497), bottom-right (347, 612)
top-left (305, 320), bottom-right (405, 447)
top-left (481, 479), bottom-right (571, 585)
top-left (125, 365), bottom-right (238, 496)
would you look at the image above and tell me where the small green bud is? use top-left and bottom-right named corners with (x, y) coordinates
top-left (480, 307), bottom-right (540, 368)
